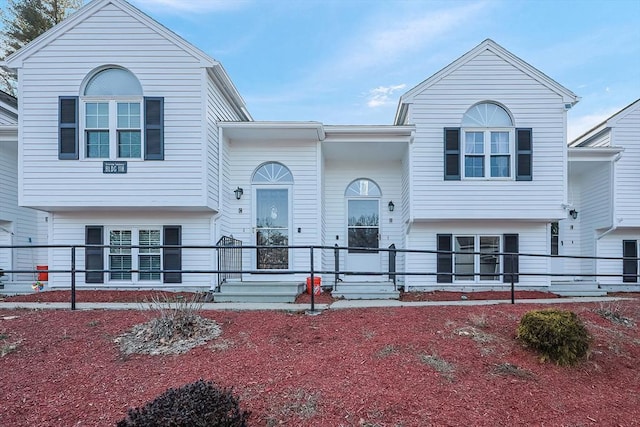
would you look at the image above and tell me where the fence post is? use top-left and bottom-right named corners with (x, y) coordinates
top-left (334, 244), bottom-right (339, 290)
top-left (510, 254), bottom-right (515, 305)
top-left (71, 246), bottom-right (76, 311)
top-left (310, 247), bottom-right (315, 312)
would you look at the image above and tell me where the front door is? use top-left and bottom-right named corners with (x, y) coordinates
top-left (346, 199), bottom-right (381, 280)
top-left (255, 188), bottom-right (289, 270)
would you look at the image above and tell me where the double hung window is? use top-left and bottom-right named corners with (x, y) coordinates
top-left (109, 228), bottom-right (161, 282)
top-left (461, 103), bottom-right (514, 179)
top-left (82, 68), bottom-right (143, 160)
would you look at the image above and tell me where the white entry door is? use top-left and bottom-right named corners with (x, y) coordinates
top-left (346, 199), bottom-right (381, 280)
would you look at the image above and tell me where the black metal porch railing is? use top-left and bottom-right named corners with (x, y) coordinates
top-left (216, 236), bottom-right (242, 290)
top-left (1, 243), bottom-right (638, 312)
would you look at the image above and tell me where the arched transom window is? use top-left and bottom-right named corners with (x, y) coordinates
top-left (252, 162), bottom-right (293, 184)
top-left (461, 102), bottom-right (514, 179)
top-left (345, 179), bottom-right (381, 197)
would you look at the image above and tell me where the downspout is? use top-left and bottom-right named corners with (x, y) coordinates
top-left (596, 152), bottom-right (623, 240)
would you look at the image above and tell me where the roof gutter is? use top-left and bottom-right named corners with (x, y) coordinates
top-left (597, 151), bottom-right (623, 240)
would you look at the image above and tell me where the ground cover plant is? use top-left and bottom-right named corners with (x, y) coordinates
top-left (0, 294), bottom-right (638, 426)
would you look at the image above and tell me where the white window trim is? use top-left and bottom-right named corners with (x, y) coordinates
top-left (462, 128), bottom-right (515, 180)
top-left (80, 96), bottom-right (144, 161)
top-left (106, 226), bottom-right (162, 283)
top-left (453, 234), bottom-right (502, 283)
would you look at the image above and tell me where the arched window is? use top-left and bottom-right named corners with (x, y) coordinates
top-left (345, 178), bottom-right (381, 197)
top-left (461, 102), bottom-right (514, 179)
top-left (84, 68), bottom-right (143, 96)
top-left (252, 162), bottom-right (294, 184)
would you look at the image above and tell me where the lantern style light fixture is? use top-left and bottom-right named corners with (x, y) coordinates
top-left (234, 187), bottom-right (244, 200)
top-left (569, 209), bottom-right (578, 220)
top-left (388, 201), bottom-right (395, 212)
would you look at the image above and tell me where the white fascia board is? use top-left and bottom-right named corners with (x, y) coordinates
top-left (220, 121), bottom-right (326, 141)
top-left (206, 66), bottom-right (252, 122)
top-left (4, 0), bottom-right (217, 69)
top-left (568, 146), bottom-right (624, 162)
top-left (323, 125), bottom-right (415, 142)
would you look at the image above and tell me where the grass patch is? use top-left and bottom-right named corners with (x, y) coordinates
top-left (594, 302), bottom-right (635, 327)
top-left (419, 352), bottom-right (456, 381)
top-left (266, 388), bottom-right (319, 425)
top-left (376, 344), bottom-right (400, 358)
top-left (491, 362), bottom-right (535, 379)
top-left (1, 339), bottom-right (22, 357)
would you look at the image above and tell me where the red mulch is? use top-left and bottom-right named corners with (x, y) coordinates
top-left (400, 290), bottom-right (559, 302)
top-left (1, 290), bottom-right (201, 303)
top-left (0, 293), bottom-right (639, 426)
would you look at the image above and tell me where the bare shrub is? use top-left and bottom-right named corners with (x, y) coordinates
top-left (594, 302), bottom-right (635, 327)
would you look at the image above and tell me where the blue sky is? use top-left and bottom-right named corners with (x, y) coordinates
top-left (5, 0), bottom-right (640, 140)
top-left (127, 0), bottom-right (639, 140)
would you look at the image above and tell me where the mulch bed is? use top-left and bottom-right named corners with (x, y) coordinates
top-left (0, 292), bottom-right (638, 426)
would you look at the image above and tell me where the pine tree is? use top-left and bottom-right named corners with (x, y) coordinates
top-left (1, 0), bottom-right (81, 95)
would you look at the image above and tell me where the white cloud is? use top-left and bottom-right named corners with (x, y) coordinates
top-left (329, 1), bottom-right (489, 77)
top-left (133, 0), bottom-right (249, 13)
top-left (366, 84), bottom-right (406, 108)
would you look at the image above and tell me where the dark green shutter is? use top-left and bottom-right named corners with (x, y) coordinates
top-left (622, 240), bottom-right (638, 283)
top-left (85, 226), bottom-right (104, 284)
top-left (163, 225), bottom-right (181, 283)
top-left (59, 96), bottom-right (79, 160)
top-left (437, 234), bottom-right (453, 283)
top-left (503, 234), bottom-right (519, 283)
top-left (444, 128), bottom-right (461, 180)
top-left (144, 97), bottom-right (164, 160)
top-left (515, 128), bottom-right (532, 181)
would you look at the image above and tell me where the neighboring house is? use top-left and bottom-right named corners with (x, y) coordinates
top-left (0, 91), bottom-right (48, 290)
top-left (4, 0), bottom-right (633, 298)
top-left (568, 99), bottom-right (640, 291)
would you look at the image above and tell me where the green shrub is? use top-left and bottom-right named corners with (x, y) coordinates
top-left (517, 309), bottom-right (591, 366)
top-left (117, 379), bottom-right (249, 427)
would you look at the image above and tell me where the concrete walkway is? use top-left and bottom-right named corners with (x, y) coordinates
top-left (0, 296), bottom-right (630, 312)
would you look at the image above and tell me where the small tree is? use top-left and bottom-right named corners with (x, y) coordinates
top-left (0, 0), bottom-right (81, 95)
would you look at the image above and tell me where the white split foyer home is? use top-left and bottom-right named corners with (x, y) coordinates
top-left (0, 0), bottom-right (638, 300)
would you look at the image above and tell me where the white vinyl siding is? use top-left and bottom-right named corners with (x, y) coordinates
top-left (206, 77), bottom-right (245, 211)
top-left (597, 229), bottom-right (640, 289)
top-left (407, 49), bottom-right (567, 220)
top-left (613, 107), bottom-right (640, 226)
top-left (405, 222), bottom-right (549, 290)
top-left (323, 159), bottom-right (404, 280)
top-left (18, 3), bottom-right (208, 209)
top-left (224, 139), bottom-right (320, 280)
top-left (0, 128), bottom-right (48, 284)
top-left (47, 211), bottom-right (214, 289)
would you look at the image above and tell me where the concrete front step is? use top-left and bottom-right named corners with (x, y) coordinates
top-left (549, 281), bottom-right (607, 297)
top-left (212, 281), bottom-right (304, 303)
top-left (332, 282), bottom-right (399, 300)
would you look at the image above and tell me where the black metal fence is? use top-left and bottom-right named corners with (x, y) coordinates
top-left (1, 243), bottom-right (638, 312)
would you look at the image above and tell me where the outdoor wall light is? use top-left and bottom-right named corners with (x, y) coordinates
top-left (569, 209), bottom-right (578, 220)
top-left (388, 201), bottom-right (395, 212)
top-left (234, 187), bottom-right (244, 200)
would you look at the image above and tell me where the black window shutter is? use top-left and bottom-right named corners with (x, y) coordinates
top-left (163, 225), bottom-right (182, 283)
top-left (503, 234), bottom-right (519, 283)
top-left (59, 96), bottom-right (79, 160)
top-left (622, 240), bottom-right (638, 283)
top-left (437, 234), bottom-right (453, 283)
top-left (144, 97), bottom-right (164, 160)
top-left (85, 226), bottom-right (104, 284)
top-left (444, 128), bottom-right (461, 181)
top-left (516, 128), bottom-right (532, 181)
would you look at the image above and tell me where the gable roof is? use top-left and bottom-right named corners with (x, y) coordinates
top-left (2, 0), bottom-right (251, 121)
top-left (570, 99), bottom-right (640, 147)
top-left (394, 39), bottom-right (580, 125)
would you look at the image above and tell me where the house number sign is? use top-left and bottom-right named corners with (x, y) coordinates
top-left (103, 161), bottom-right (127, 174)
